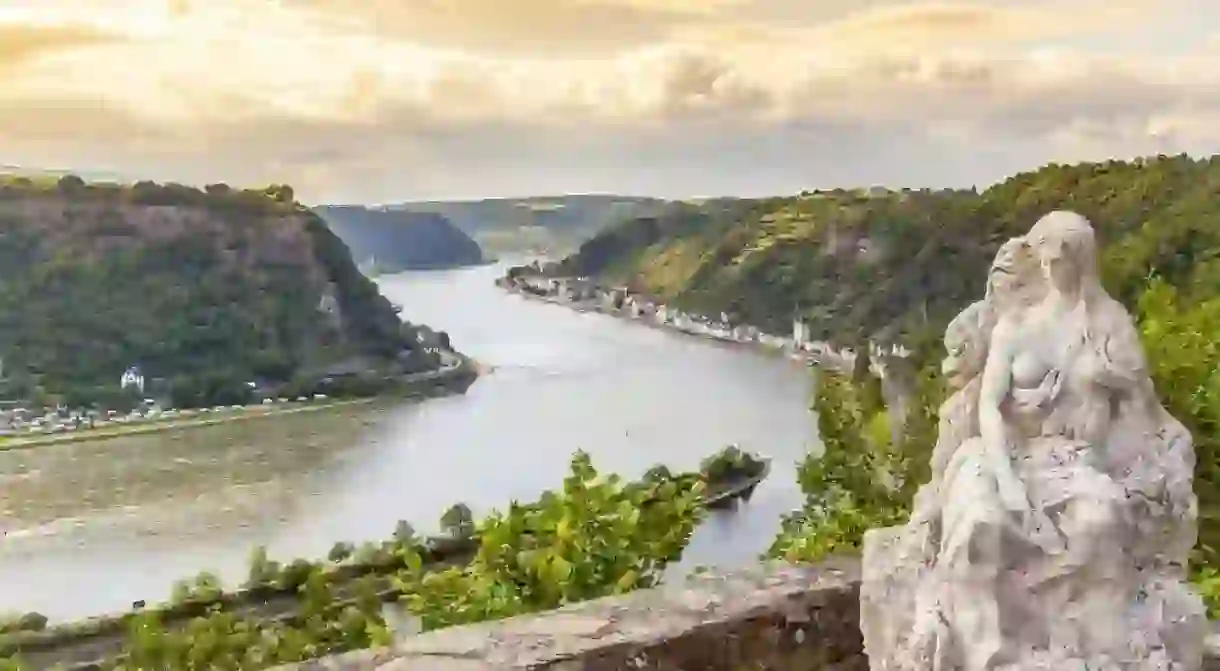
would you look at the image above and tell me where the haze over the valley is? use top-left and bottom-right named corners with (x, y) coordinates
top-left (2, 0), bottom-right (1217, 203)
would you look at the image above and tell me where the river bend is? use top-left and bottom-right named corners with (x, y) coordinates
top-left (0, 262), bottom-right (817, 620)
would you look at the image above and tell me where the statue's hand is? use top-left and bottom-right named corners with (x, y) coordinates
top-left (1010, 370), bottom-right (1062, 410)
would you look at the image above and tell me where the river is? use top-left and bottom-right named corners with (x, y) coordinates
top-left (0, 261), bottom-right (817, 621)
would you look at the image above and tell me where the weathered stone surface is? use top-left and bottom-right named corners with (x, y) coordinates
top-left (862, 211), bottom-right (1207, 670)
top-left (271, 559), bottom-right (864, 670)
top-left (270, 558), bottom-right (1220, 670)
top-left (388, 558), bottom-right (863, 670)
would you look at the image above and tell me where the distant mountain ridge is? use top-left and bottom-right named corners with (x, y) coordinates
top-left (385, 195), bottom-right (671, 256)
top-left (312, 206), bottom-right (484, 272)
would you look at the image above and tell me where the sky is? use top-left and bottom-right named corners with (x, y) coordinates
top-left (2, 0), bottom-right (1220, 204)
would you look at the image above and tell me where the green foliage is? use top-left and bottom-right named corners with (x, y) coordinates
top-left (110, 579), bottom-right (391, 671)
top-left (395, 451), bottom-right (705, 631)
top-left (0, 613), bottom-right (46, 635)
top-left (327, 542), bottom-right (356, 563)
top-left (642, 464), bottom-right (675, 483)
top-left (169, 572), bottom-right (223, 606)
top-left (1134, 279), bottom-right (1220, 614)
top-left (245, 546), bottom-right (281, 589)
top-left (768, 364), bottom-right (919, 561)
top-left (698, 445), bottom-right (766, 482)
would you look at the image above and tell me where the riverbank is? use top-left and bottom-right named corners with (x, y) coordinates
top-left (0, 353), bottom-right (480, 452)
top-left (0, 398), bottom-right (376, 451)
top-left (497, 277), bottom-right (812, 363)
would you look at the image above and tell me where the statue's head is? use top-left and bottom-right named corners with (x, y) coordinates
top-left (942, 300), bottom-right (993, 389)
top-left (942, 237), bottom-right (1040, 388)
top-left (986, 236), bottom-right (1040, 309)
top-left (1026, 210), bottom-right (1099, 297)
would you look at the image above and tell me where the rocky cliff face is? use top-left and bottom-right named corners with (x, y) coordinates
top-left (312, 206), bottom-right (484, 272)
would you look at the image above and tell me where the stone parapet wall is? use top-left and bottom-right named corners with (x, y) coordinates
top-left (274, 558), bottom-right (1220, 670)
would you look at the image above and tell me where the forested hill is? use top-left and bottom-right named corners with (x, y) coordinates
top-left (312, 206), bottom-right (484, 272)
top-left (0, 176), bottom-right (435, 408)
top-left (557, 155), bottom-right (1220, 345)
top-left (391, 195), bottom-right (670, 256)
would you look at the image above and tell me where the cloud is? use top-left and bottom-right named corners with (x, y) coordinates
top-left (804, 1), bottom-right (1155, 52)
top-left (287, 0), bottom-right (746, 56)
top-left (1, 0), bottom-right (1219, 202)
top-left (0, 23), bottom-right (122, 75)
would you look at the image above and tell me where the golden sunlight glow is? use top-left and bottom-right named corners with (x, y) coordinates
top-left (0, 0), bottom-right (1194, 128)
top-left (0, 0), bottom-right (1214, 201)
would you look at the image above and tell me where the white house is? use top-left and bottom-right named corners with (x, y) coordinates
top-left (120, 366), bottom-right (145, 394)
top-left (318, 293), bottom-right (339, 315)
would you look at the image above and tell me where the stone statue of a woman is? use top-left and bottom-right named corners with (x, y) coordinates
top-left (912, 235), bottom-right (1045, 526)
top-left (986, 211), bottom-right (1204, 669)
top-left (862, 211), bottom-right (1206, 671)
top-left (861, 236), bottom-right (1045, 670)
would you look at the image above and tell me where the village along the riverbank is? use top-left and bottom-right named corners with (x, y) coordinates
top-left (496, 262), bottom-right (912, 372)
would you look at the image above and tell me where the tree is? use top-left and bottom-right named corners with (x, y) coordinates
top-left (56, 174), bottom-right (86, 194)
top-left (327, 542), bottom-right (355, 563)
top-left (263, 184), bottom-right (294, 204)
top-left (245, 546), bottom-right (280, 588)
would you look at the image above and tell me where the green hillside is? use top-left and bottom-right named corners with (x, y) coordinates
top-left (0, 176), bottom-right (438, 408)
top-left (559, 156), bottom-right (1220, 344)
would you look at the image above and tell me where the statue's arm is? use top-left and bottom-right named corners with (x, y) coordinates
top-left (977, 322), bottom-right (1026, 511)
top-left (977, 322), bottom-right (1066, 554)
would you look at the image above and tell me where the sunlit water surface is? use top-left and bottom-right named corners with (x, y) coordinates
top-left (0, 262), bottom-right (817, 620)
